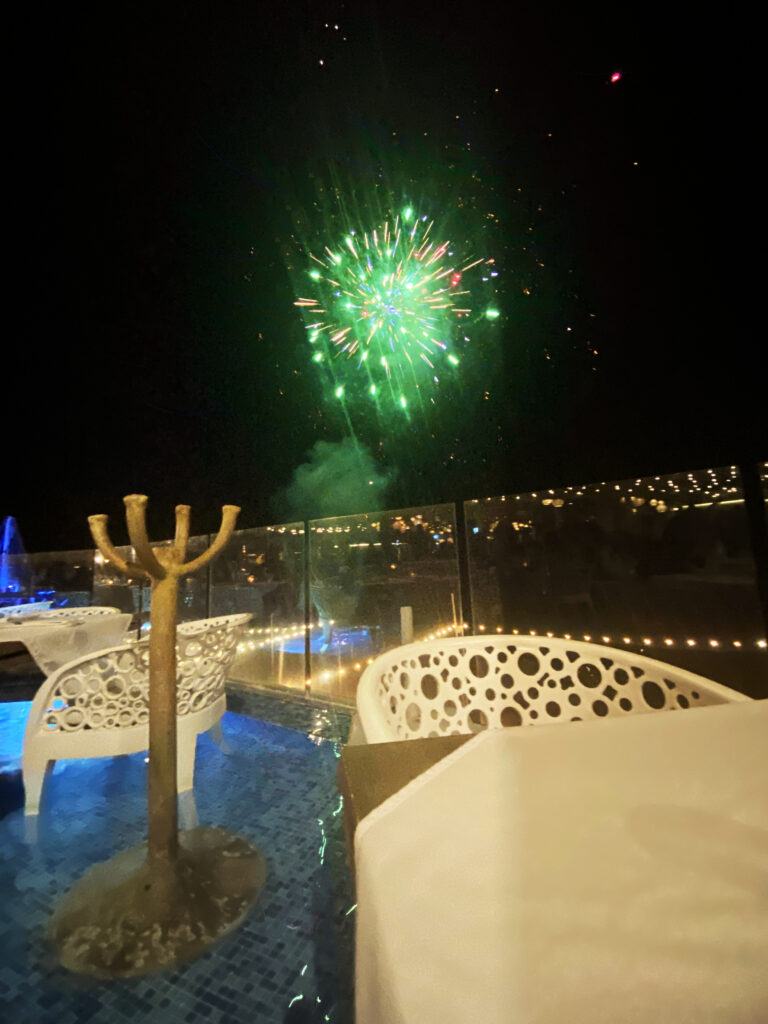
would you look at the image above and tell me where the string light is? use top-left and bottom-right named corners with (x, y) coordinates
top-left (397, 624), bottom-right (767, 650)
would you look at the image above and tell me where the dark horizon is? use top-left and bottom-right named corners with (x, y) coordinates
top-left (7, 1), bottom-right (760, 552)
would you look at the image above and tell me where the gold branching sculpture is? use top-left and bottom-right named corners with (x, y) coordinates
top-left (89, 495), bottom-right (239, 864)
top-left (48, 496), bottom-right (267, 978)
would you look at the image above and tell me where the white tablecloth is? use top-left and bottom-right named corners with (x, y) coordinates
top-left (355, 700), bottom-right (768, 1024)
top-left (0, 614), bottom-right (132, 675)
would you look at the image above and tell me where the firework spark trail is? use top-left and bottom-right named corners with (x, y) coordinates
top-left (294, 207), bottom-right (496, 416)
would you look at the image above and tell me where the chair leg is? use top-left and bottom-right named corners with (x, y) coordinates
top-left (176, 735), bottom-right (197, 794)
top-left (178, 789), bottom-right (199, 830)
top-left (207, 719), bottom-right (233, 755)
top-left (177, 732), bottom-right (199, 829)
top-left (23, 814), bottom-right (39, 845)
top-left (23, 759), bottom-right (52, 817)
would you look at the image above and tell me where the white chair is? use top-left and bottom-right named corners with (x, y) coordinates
top-left (33, 606), bottom-right (123, 618)
top-left (355, 634), bottom-right (750, 743)
top-left (22, 613), bottom-right (251, 823)
top-left (0, 601), bottom-right (52, 616)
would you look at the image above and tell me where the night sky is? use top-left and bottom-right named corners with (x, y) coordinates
top-left (8, 1), bottom-right (759, 551)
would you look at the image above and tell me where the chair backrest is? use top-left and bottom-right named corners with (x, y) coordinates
top-left (357, 634), bottom-right (750, 743)
top-left (35, 606), bottom-right (123, 619)
top-left (27, 613), bottom-right (251, 737)
top-left (0, 601), bottom-right (52, 616)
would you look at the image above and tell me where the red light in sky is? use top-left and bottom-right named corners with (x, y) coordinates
top-left (610, 71), bottom-right (622, 83)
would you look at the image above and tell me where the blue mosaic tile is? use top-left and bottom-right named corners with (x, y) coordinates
top-left (226, 683), bottom-right (353, 747)
top-left (0, 700), bottom-right (31, 772)
top-left (0, 694), bottom-right (355, 1023)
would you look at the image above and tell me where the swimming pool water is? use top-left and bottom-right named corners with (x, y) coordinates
top-left (0, 691), bottom-right (355, 1023)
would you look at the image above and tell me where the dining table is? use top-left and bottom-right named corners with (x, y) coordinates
top-left (354, 698), bottom-right (768, 1024)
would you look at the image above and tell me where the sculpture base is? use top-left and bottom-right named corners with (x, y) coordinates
top-left (48, 827), bottom-right (267, 978)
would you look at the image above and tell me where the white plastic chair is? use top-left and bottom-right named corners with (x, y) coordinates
top-left (22, 613), bottom-right (251, 825)
top-left (32, 606), bottom-right (123, 619)
top-left (355, 634), bottom-right (750, 743)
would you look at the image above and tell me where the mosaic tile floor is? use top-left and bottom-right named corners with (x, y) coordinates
top-left (0, 688), bottom-right (355, 1024)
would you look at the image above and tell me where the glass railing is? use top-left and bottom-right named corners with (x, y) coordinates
top-left (305, 503), bottom-right (461, 701)
top-left (25, 549), bottom-right (95, 609)
top-left (465, 464), bottom-right (766, 696)
top-left (3, 462), bottom-right (766, 701)
top-left (212, 523), bottom-right (307, 694)
top-left (92, 536), bottom-right (211, 633)
top-left (92, 544), bottom-right (144, 631)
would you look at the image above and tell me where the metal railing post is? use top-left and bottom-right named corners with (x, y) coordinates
top-left (455, 500), bottom-right (473, 635)
top-left (739, 462), bottom-right (768, 640)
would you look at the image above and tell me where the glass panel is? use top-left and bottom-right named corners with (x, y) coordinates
top-left (24, 549), bottom-right (95, 608)
top-left (92, 535), bottom-right (211, 632)
top-left (308, 504), bottom-right (461, 701)
top-left (211, 524), bottom-right (307, 694)
top-left (92, 545), bottom-right (143, 632)
top-left (465, 464), bottom-right (766, 694)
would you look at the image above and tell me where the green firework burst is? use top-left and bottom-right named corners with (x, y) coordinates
top-left (294, 206), bottom-right (494, 415)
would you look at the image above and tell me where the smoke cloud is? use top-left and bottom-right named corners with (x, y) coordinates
top-left (272, 438), bottom-right (393, 522)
